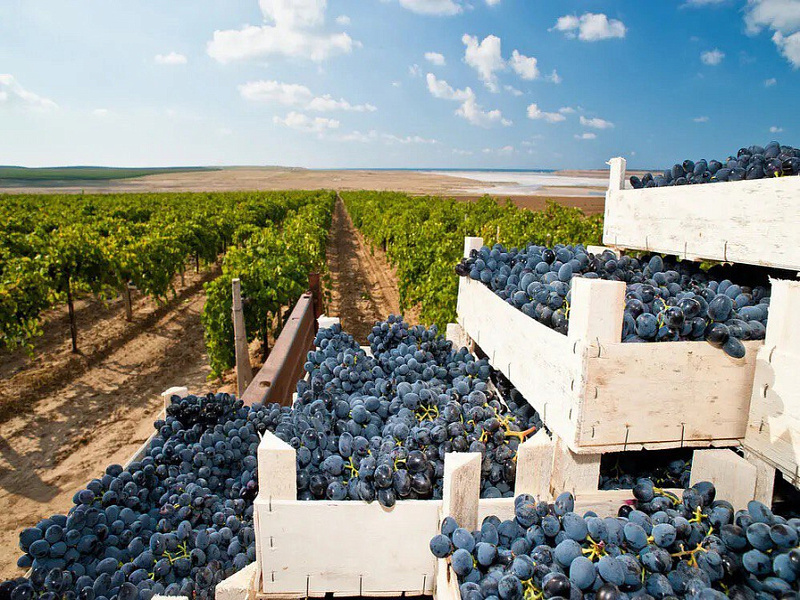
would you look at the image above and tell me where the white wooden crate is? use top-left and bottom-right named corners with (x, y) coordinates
top-left (432, 446), bottom-right (769, 600)
top-left (457, 237), bottom-right (761, 454)
top-left (252, 429), bottom-right (663, 598)
top-left (603, 157), bottom-right (800, 271)
top-left (744, 279), bottom-right (800, 489)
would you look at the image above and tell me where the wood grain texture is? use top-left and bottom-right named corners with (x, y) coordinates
top-left (457, 268), bottom-right (759, 453)
top-left (690, 449), bottom-right (758, 510)
top-left (442, 453), bottom-right (482, 532)
top-left (515, 430), bottom-right (555, 499)
top-left (744, 279), bottom-right (800, 488)
top-left (603, 158), bottom-right (800, 270)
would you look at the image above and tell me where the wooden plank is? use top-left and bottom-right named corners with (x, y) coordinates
top-left (744, 278), bottom-right (800, 488)
top-left (463, 237), bottom-right (484, 259)
top-left (578, 339), bottom-right (759, 451)
top-left (607, 157), bottom-right (626, 193)
top-left (763, 279), bottom-right (800, 353)
top-left (217, 563), bottom-right (259, 600)
top-left (515, 430), bottom-right (555, 499)
top-left (458, 277), bottom-right (581, 445)
top-left (257, 432), bottom-right (296, 502)
top-left (550, 436), bottom-right (601, 497)
top-left (233, 278), bottom-right (254, 397)
top-left (258, 500), bottom-right (438, 596)
top-left (690, 449), bottom-right (758, 510)
top-left (442, 453), bottom-right (482, 532)
top-left (434, 559), bottom-right (461, 600)
top-left (603, 168), bottom-right (800, 271)
top-left (744, 449), bottom-right (776, 506)
top-left (568, 278), bottom-right (625, 345)
top-left (445, 323), bottom-right (472, 352)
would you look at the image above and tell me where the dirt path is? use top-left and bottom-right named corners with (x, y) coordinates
top-left (326, 197), bottom-right (409, 343)
top-left (0, 273), bottom-right (226, 578)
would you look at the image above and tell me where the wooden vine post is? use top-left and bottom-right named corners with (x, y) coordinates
top-left (232, 278), bottom-right (253, 397)
top-left (308, 272), bottom-right (322, 322)
top-left (123, 283), bottom-right (134, 322)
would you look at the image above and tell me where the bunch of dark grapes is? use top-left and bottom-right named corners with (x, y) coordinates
top-left (278, 316), bottom-right (543, 506)
top-left (599, 450), bottom-right (693, 491)
top-left (631, 140), bottom-right (800, 188)
top-left (455, 244), bottom-right (770, 358)
top-left (3, 393), bottom-right (291, 600)
top-left (431, 483), bottom-right (800, 600)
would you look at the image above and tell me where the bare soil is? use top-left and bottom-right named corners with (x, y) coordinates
top-left (326, 197), bottom-right (415, 343)
top-left (0, 267), bottom-right (229, 578)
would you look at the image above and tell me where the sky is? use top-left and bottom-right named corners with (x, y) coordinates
top-left (0, 0), bottom-right (798, 170)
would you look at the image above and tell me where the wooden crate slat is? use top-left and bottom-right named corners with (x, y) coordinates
top-left (744, 279), bottom-right (800, 488)
top-left (457, 266), bottom-right (760, 453)
top-left (579, 338), bottom-right (759, 448)
top-left (603, 157), bottom-right (800, 271)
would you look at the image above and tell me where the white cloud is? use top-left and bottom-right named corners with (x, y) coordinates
top-left (701, 48), bottom-right (725, 65)
top-left (426, 73), bottom-right (510, 127)
top-left (580, 115), bottom-right (614, 129)
top-left (485, 0), bottom-right (501, 5)
top-left (218, 127), bottom-right (233, 136)
top-left (453, 149), bottom-right (474, 155)
top-left (504, 85), bottom-right (523, 96)
top-left (155, 52), bottom-right (187, 65)
top-left (743, 1), bottom-right (800, 67)
top-left (575, 132), bottom-right (597, 140)
top-left (456, 95), bottom-right (512, 127)
top-left (93, 108), bottom-right (110, 117)
top-left (546, 70), bottom-right (563, 84)
top-left (527, 103), bottom-right (566, 123)
top-left (397, 0), bottom-right (463, 15)
top-left (509, 50), bottom-right (539, 80)
top-left (463, 34), bottom-right (505, 92)
top-left (425, 52), bottom-right (447, 66)
top-left (745, 0), bottom-right (800, 36)
top-left (552, 13), bottom-right (627, 41)
top-left (765, 77), bottom-right (778, 86)
top-left (773, 31), bottom-right (800, 67)
top-left (0, 74), bottom-right (58, 110)
top-left (559, 106), bottom-right (575, 114)
top-left (239, 80), bottom-right (376, 112)
top-left (426, 73), bottom-right (473, 101)
top-left (273, 111), bottom-right (340, 134)
top-left (383, 133), bottom-right (438, 144)
top-left (339, 129), bottom-right (379, 143)
top-left (694, 116), bottom-right (710, 122)
top-left (207, 0), bottom-right (356, 63)
top-left (770, 125), bottom-right (784, 132)
top-left (337, 129), bottom-right (437, 144)
top-left (392, 81), bottom-right (402, 87)
top-left (409, 64), bottom-right (422, 77)
top-left (335, 15), bottom-right (351, 25)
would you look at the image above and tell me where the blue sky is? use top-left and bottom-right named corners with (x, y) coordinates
top-left (0, 0), bottom-right (798, 169)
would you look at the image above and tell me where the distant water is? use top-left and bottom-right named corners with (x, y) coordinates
top-left (424, 170), bottom-right (607, 196)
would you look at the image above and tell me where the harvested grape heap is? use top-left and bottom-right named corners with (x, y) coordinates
top-left (455, 245), bottom-right (770, 358)
top-left (282, 316), bottom-right (543, 505)
top-left (2, 317), bottom-right (544, 600)
top-left (630, 140), bottom-right (800, 188)
top-left (431, 483), bottom-right (800, 600)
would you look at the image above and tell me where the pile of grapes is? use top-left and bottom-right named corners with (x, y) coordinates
top-left (277, 316), bottom-right (543, 505)
top-left (3, 393), bottom-right (290, 600)
top-left (431, 483), bottom-right (800, 600)
top-left (455, 244), bottom-right (770, 358)
top-left (2, 317), bottom-right (546, 600)
top-left (630, 141), bottom-right (800, 188)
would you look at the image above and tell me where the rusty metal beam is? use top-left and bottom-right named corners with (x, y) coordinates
top-left (241, 293), bottom-right (316, 406)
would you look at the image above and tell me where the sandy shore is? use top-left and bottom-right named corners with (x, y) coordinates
top-left (0, 167), bottom-right (608, 196)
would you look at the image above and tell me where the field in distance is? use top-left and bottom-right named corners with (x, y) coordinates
top-left (0, 166), bottom-right (613, 215)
